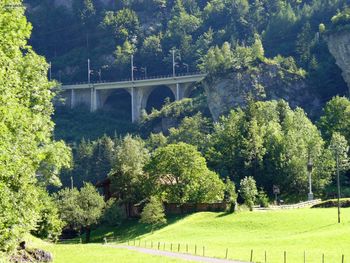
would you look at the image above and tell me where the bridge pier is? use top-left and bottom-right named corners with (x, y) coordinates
top-left (70, 89), bottom-right (75, 109)
top-left (131, 87), bottom-right (144, 123)
top-left (90, 87), bottom-right (97, 112)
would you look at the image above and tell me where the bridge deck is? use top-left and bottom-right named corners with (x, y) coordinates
top-left (61, 73), bottom-right (207, 90)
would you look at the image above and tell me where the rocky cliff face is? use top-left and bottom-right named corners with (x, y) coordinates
top-left (203, 64), bottom-right (320, 120)
top-left (326, 30), bottom-right (350, 94)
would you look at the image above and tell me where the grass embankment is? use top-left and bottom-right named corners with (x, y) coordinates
top-left (6, 235), bottom-right (187, 263)
top-left (92, 208), bottom-right (350, 263)
top-left (6, 208), bottom-right (348, 263)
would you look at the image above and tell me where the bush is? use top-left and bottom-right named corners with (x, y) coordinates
top-left (224, 177), bottom-right (238, 213)
top-left (103, 198), bottom-right (124, 226)
top-left (257, 189), bottom-right (269, 208)
top-left (140, 196), bottom-right (166, 229)
top-left (239, 176), bottom-right (258, 211)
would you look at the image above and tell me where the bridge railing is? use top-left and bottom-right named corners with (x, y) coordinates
top-left (62, 71), bottom-right (204, 86)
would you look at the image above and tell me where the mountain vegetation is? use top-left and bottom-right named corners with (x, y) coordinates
top-left (25, 0), bottom-right (348, 98)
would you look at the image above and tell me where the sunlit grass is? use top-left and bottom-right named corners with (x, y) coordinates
top-left (111, 208), bottom-right (350, 263)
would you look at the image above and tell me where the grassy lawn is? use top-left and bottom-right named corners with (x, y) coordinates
top-left (92, 207), bottom-right (350, 263)
top-left (39, 244), bottom-right (188, 263)
top-left (11, 236), bottom-right (187, 263)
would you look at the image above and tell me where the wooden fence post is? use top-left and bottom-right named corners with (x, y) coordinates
top-left (284, 251), bottom-right (286, 263)
top-left (178, 243), bottom-right (180, 252)
top-left (171, 243), bottom-right (173, 251)
top-left (186, 244), bottom-right (188, 253)
top-left (250, 249), bottom-right (253, 262)
top-left (304, 251), bottom-right (306, 263)
top-left (342, 254), bottom-right (344, 263)
top-left (265, 251), bottom-right (267, 263)
top-left (195, 245), bottom-right (197, 255)
top-left (225, 248), bottom-right (228, 259)
top-left (158, 242), bottom-right (160, 250)
top-left (203, 246), bottom-right (205, 256)
top-left (322, 253), bottom-right (324, 263)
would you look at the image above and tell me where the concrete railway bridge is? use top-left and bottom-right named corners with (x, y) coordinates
top-left (61, 73), bottom-right (207, 122)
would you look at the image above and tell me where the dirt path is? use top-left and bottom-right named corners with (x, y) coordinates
top-left (113, 245), bottom-right (249, 263)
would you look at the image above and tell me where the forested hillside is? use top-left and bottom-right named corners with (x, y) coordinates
top-left (25, 0), bottom-right (348, 100)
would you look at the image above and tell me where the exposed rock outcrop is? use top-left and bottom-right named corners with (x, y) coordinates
top-left (326, 30), bottom-right (350, 94)
top-left (203, 63), bottom-right (320, 120)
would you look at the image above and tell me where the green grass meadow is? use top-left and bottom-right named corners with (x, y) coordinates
top-left (39, 244), bottom-right (187, 263)
top-left (11, 207), bottom-right (350, 263)
top-left (95, 207), bottom-right (350, 263)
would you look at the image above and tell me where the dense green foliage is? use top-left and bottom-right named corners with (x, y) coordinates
top-left (329, 132), bottom-right (350, 173)
top-left (60, 135), bottom-right (115, 188)
top-left (318, 96), bottom-right (350, 143)
top-left (0, 0), bottom-right (71, 252)
top-left (331, 7), bottom-right (350, 29)
top-left (147, 143), bottom-right (225, 203)
top-left (61, 98), bottom-right (350, 206)
top-left (207, 100), bottom-right (335, 200)
top-left (103, 198), bottom-right (123, 227)
top-left (25, 0), bottom-right (348, 99)
top-left (53, 106), bottom-right (137, 142)
top-left (109, 135), bottom-right (150, 211)
top-left (32, 189), bottom-right (64, 241)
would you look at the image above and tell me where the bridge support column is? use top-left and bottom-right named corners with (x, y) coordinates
top-left (90, 87), bottom-right (97, 112)
top-left (131, 87), bottom-right (146, 123)
top-left (70, 89), bottom-right (75, 109)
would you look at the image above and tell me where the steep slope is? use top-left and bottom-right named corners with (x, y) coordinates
top-left (326, 30), bottom-right (350, 95)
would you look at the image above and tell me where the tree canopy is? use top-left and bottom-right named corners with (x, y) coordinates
top-left (147, 142), bottom-right (224, 203)
top-left (0, 0), bottom-right (71, 252)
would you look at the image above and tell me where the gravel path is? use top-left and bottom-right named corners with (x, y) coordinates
top-left (113, 245), bottom-right (249, 263)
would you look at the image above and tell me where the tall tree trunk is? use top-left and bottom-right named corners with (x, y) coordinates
top-left (85, 225), bottom-right (91, 243)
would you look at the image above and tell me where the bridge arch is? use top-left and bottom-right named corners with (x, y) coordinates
top-left (98, 89), bottom-right (132, 120)
top-left (142, 85), bottom-right (176, 113)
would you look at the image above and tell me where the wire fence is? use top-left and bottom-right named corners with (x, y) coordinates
top-left (99, 237), bottom-right (347, 263)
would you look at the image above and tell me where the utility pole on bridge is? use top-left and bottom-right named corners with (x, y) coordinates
top-left (171, 49), bottom-right (177, 77)
top-left (131, 55), bottom-right (137, 81)
top-left (88, 58), bottom-right (91, 84)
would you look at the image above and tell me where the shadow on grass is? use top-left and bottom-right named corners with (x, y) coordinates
top-left (87, 214), bottom-right (190, 244)
top-left (215, 211), bottom-right (234, 218)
